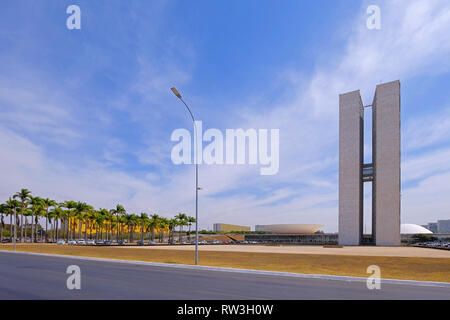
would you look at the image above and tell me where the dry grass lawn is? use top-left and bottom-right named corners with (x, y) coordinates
top-left (1, 244), bottom-right (449, 283)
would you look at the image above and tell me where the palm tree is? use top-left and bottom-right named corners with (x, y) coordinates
top-left (110, 218), bottom-right (117, 242)
top-left (168, 218), bottom-right (178, 244)
top-left (148, 214), bottom-right (160, 241)
top-left (104, 210), bottom-right (113, 241)
top-left (158, 217), bottom-right (169, 243)
top-left (23, 208), bottom-right (33, 240)
top-left (34, 204), bottom-right (45, 242)
top-left (50, 205), bottom-right (64, 242)
top-left (29, 197), bottom-right (43, 242)
top-left (0, 203), bottom-right (7, 242)
top-left (62, 201), bottom-right (77, 241)
top-left (110, 204), bottom-right (126, 242)
top-left (139, 213), bottom-right (149, 242)
top-left (175, 213), bottom-right (188, 243)
top-left (5, 198), bottom-right (20, 243)
top-left (13, 188), bottom-right (32, 242)
top-left (41, 198), bottom-right (56, 242)
top-left (187, 216), bottom-right (196, 242)
top-left (73, 202), bottom-right (90, 240)
top-left (81, 205), bottom-right (94, 241)
top-left (58, 206), bottom-right (70, 242)
top-left (123, 214), bottom-right (138, 242)
top-left (96, 209), bottom-right (108, 241)
top-left (118, 215), bottom-right (127, 242)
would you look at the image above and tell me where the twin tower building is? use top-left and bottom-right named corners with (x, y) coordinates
top-left (339, 80), bottom-right (401, 246)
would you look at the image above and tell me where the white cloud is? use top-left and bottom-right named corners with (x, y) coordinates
top-left (403, 148), bottom-right (450, 183)
top-left (404, 106), bottom-right (450, 151)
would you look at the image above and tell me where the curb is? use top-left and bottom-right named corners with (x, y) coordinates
top-left (1, 249), bottom-right (449, 288)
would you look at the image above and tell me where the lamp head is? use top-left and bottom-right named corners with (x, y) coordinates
top-left (171, 87), bottom-right (182, 99)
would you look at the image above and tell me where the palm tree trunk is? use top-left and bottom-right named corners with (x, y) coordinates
top-left (56, 219), bottom-right (59, 242)
top-left (45, 212), bottom-right (49, 243)
top-left (14, 208), bottom-right (17, 243)
top-left (9, 214), bottom-right (13, 240)
top-left (31, 212), bottom-right (34, 242)
top-left (84, 219), bottom-right (88, 241)
top-left (0, 214), bottom-right (4, 242)
top-left (20, 205), bottom-right (24, 242)
top-left (116, 216), bottom-right (119, 242)
top-left (34, 216), bottom-right (38, 242)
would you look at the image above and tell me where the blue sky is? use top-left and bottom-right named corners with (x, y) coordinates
top-left (1, 0), bottom-right (450, 231)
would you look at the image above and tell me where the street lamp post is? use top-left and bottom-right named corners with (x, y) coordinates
top-left (171, 87), bottom-right (199, 265)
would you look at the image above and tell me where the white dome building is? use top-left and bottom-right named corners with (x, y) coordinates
top-left (255, 224), bottom-right (323, 234)
top-left (401, 224), bottom-right (432, 234)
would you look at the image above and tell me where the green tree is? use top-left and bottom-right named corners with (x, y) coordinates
top-left (158, 217), bottom-right (169, 243)
top-left (50, 205), bottom-right (64, 242)
top-left (73, 202), bottom-right (90, 240)
top-left (175, 213), bottom-right (188, 243)
top-left (148, 214), bottom-right (160, 241)
top-left (5, 198), bottom-right (20, 243)
top-left (29, 197), bottom-right (43, 242)
top-left (0, 203), bottom-right (7, 242)
top-left (187, 216), bottom-right (196, 242)
top-left (139, 213), bottom-right (149, 242)
top-left (41, 198), bottom-right (56, 242)
top-left (13, 188), bottom-right (32, 242)
top-left (96, 209), bottom-right (109, 241)
top-left (110, 204), bottom-right (126, 242)
top-left (62, 201), bottom-right (77, 241)
top-left (168, 218), bottom-right (178, 244)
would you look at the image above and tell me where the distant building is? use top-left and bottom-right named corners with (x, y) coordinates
top-left (339, 81), bottom-right (401, 246)
top-left (255, 225), bottom-right (267, 232)
top-left (254, 224), bottom-right (323, 234)
top-left (213, 223), bottom-right (250, 232)
top-left (426, 222), bottom-right (438, 233)
top-left (400, 224), bottom-right (432, 234)
top-left (437, 220), bottom-right (450, 233)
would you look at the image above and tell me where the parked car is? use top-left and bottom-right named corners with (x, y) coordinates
top-left (68, 240), bottom-right (76, 245)
top-left (96, 240), bottom-right (104, 245)
top-left (104, 240), bottom-right (111, 246)
top-left (137, 240), bottom-right (144, 246)
top-left (118, 240), bottom-right (125, 245)
top-left (87, 239), bottom-right (96, 245)
top-left (57, 239), bottom-right (66, 245)
top-left (77, 239), bottom-right (86, 245)
top-left (148, 241), bottom-right (156, 245)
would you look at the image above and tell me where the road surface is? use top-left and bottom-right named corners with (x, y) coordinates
top-left (0, 251), bottom-right (448, 299)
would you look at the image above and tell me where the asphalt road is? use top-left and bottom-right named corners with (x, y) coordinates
top-left (0, 251), bottom-right (449, 300)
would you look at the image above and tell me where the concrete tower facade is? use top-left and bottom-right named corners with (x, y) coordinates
top-left (339, 80), bottom-right (401, 246)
